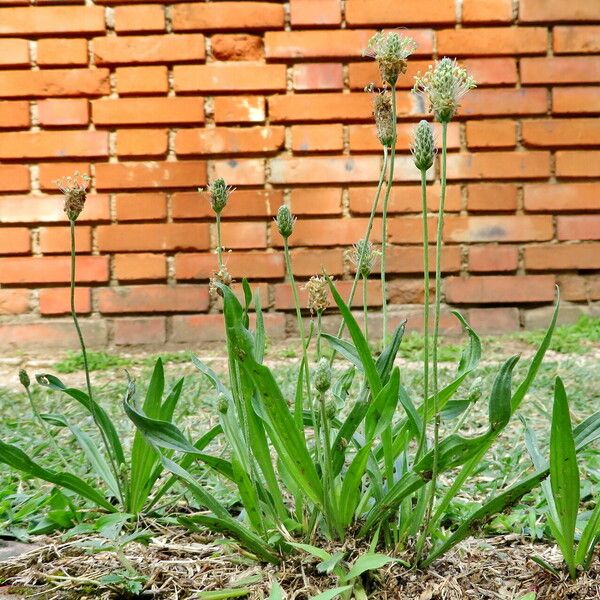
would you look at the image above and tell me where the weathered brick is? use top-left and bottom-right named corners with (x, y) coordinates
top-left (445, 215), bottom-right (553, 242)
top-left (275, 280), bottom-right (382, 310)
top-left (271, 218), bottom-right (382, 247)
top-left (519, 0), bottom-right (600, 22)
top-left (39, 225), bottom-right (91, 254)
top-left (525, 243), bottom-right (600, 270)
top-left (93, 34), bottom-right (205, 64)
top-left (97, 285), bottom-right (208, 314)
top-left (114, 5), bottom-right (165, 33)
top-left (95, 161), bottom-right (207, 190)
top-left (521, 57), bottom-right (600, 84)
top-left (38, 99), bottom-right (89, 127)
top-left (0, 228), bottom-right (30, 255)
top-left (556, 151), bottom-right (600, 177)
top-left (0, 39), bottom-right (29, 67)
top-left (116, 129), bottom-right (168, 157)
top-left (522, 119), bottom-right (600, 147)
top-left (468, 307), bottom-right (520, 333)
top-left (0, 101), bottom-right (29, 128)
top-left (211, 34), bottom-right (263, 61)
top-left (37, 38), bottom-right (88, 66)
top-left (97, 223), bottom-right (210, 252)
top-left (557, 216), bottom-right (600, 241)
top-left (174, 63), bottom-right (286, 93)
top-left (460, 88), bottom-right (547, 117)
top-left (175, 251), bottom-right (284, 280)
top-left (469, 245), bottom-right (518, 272)
top-left (0, 6), bottom-right (105, 35)
top-left (213, 96), bottom-right (265, 123)
top-left (220, 222), bottom-right (267, 249)
top-left (524, 183), bottom-right (599, 212)
top-left (466, 120), bottom-right (516, 148)
top-left (291, 124), bottom-right (344, 153)
top-left (467, 183), bottom-right (518, 212)
top-left (445, 275), bottom-right (555, 304)
top-left (173, 189), bottom-right (280, 220)
top-left (113, 317), bottom-right (166, 345)
top-left (115, 66), bottom-right (169, 94)
top-left (0, 131), bottom-right (107, 159)
top-left (290, 188), bottom-right (342, 215)
top-left (172, 2), bottom-right (284, 31)
top-left (446, 152), bottom-right (550, 179)
top-left (0, 256), bottom-right (108, 284)
top-left (293, 63), bottom-right (344, 91)
top-left (92, 97), bottom-right (204, 126)
top-left (0, 320), bottom-right (107, 350)
top-left (438, 28), bottom-right (546, 56)
top-left (270, 156), bottom-right (383, 184)
top-left (114, 253), bottom-right (167, 281)
top-left (39, 287), bottom-right (90, 315)
top-left (554, 26), bottom-right (600, 54)
top-left (345, 0), bottom-right (455, 25)
top-left (0, 69), bottom-right (109, 98)
top-left (213, 158), bottom-right (265, 186)
top-left (0, 166), bottom-right (29, 192)
top-left (115, 193), bottom-right (167, 221)
top-left (265, 30), bottom-right (374, 59)
top-left (0, 289), bottom-right (30, 315)
top-left (462, 0), bottom-right (513, 23)
top-left (553, 87), bottom-right (600, 114)
top-left (290, 248), bottom-right (345, 276)
top-left (176, 126), bottom-right (284, 156)
top-left (0, 194), bottom-right (109, 224)
top-left (290, 0), bottom-right (341, 27)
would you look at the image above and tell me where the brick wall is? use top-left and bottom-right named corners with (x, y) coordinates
top-left (0, 0), bottom-right (598, 348)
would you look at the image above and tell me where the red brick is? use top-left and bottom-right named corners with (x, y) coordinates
top-left (445, 275), bottom-right (555, 304)
top-left (0, 256), bottom-right (108, 284)
top-left (213, 96), bottom-right (265, 123)
top-left (172, 189), bottom-right (280, 220)
top-left (446, 152), bottom-right (550, 180)
top-left (445, 215), bottom-right (552, 242)
top-left (524, 183), bottom-right (599, 212)
top-left (38, 99), bottom-right (89, 127)
top-left (467, 183), bottom-right (518, 213)
top-left (525, 244), bottom-right (600, 271)
top-left (270, 93), bottom-right (377, 123)
top-left (95, 161), bottom-right (207, 190)
top-left (349, 184), bottom-right (462, 214)
top-left (291, 0), bottom-right (341, 26)
top-left (469, 245), bottom-right (518, 272)
top-left (211, 34), bottom-right (263, 61)
top-left (0, 166), bottom-right (29, 192)
top-left (388, 217), bottom-right (439, 245)
top-left (556, 151), bottom-right (600, 177)
top-left (554, 26), bottom-right (600, 54)
top-left (176, 126), bottom-right (284, 156)
top-left (460, 88), bottom-right (547, 117)
top-left (0, 6), bottom-right (104, 35)
top-left (172, 3), bottom-right (284, 31)
top-left (175, 251), bottom-right (284, 280)
top-left (291, 124), bottom-right (344, 153)
top-left (522, 119), bottom-right (600, 147)
top-left (0, 228), bottom-right (30, 254)
top-left (213, 158), bottom-right (265, 186)
top-left (116, 129), bottom-right (168, 158)
top-left (265, 30), bottom-right (374, 59)
top-left (93, 34), bottom-right (205, 65)
top-left (553, 87), bottom-right (600, 114)
top-left (114, 254), bottom-right (167, 281)
top-left (468, 307), bottom-right (520, 334)
top-left (115, 193), bottom-right (167, 221)
top-left (0, 101), bottom-right (29, 128)
top-left (290, 188), bottom-right (342, 215)
top-left (349, 122), bottom-right (460, 153)
top-left (113, 317), bottom-right (166, 345)
top-left (97, 285), bottom-right (208, 314)
top-left (114, 5), bottom-right (165, 33)
top-left (462, 58), bottom-right (518, 86)
top-left (521, 57), bottom-right (600, 85)
top-left (462, 0), bottom-right (513, 23)
top-left (466, 120), bottom-right (516, 148)
top-left (0, 321), bottom-right (107, 350)
top-left (38, 163), bottom-right (91, 192)
top-left (350, 60), bottom-right (433, 90)
top-left (556, 275), bottom-right (587, 301)
top-left (275, 280), bottom-right (382, 310)
top-left (39, 226), bottom-right (91, 254)
top-left (438, 28), bottom-right (546, 56)
top-left (271, 218), bottom-right (382, 247)
top-left (0, 39), bottom-right (29, 67)
top-left (37, 38), bottom-right (88, 66)
top-left (519, 0), bottom-right (600, 22)
top-left (293, 63), bottom-right (344, 91)
top-left (92, 97), bottom-right (204, 126)
top-left (115, 66), bottom-right (168, 95)
top-left (174, 63), bottom-right (286, 93)
top-left (0, 194), bottom-right (109, 224)
top-left (39, 287), bottom-right (90, 315)
top-left (345, 0), bottom-right (455, 24)
top-left (0, 131), bottom-right (107, 159)
top-left (289, 248), bottom-right (345, 277)
top-left (366, 246), bottom-right (461, 275)
top-left (0, 289), bottom-right (30, 315)
top-left (97, 223), bottom-right (210, 252)
top-left (557, 216), bottom-right (600, 241)
top-left (0, 69), bottom-right (109, 98)
top-left (221, 222), bottom-right (267, 249)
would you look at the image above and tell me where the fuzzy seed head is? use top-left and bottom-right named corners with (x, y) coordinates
top-left (56, 171), bottom-right (90, 222)
top-left (19, 369), bottom-right (30, 389)
top-left (349, 239), bottom-right (379, 279)
top-left (413, 58), bottom-right (476, 123)
top-left (207, 178), bottom-right (233, 215)
top-left (373, 92), bottom-right (395, 148)
top-left (209, 265), bottom-right (233, 297)
top-left (364, 30), bottom-right (417, 86)
top-left (305, 275), bottom-right (329, 315)
top-left (275, 205), bottom-right (295, 239)
top-left (314, 358), bottom-right (332, 394)
top-left (411, 120), bottom-right (436, 171)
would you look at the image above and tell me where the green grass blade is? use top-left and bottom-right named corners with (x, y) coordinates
top-left (254, 290), bottom-right (266, 363)
top-left (575, 493), bottom-right (600, 568)
top-left (338, 442), bottom-right (373, 529)
top-left (321, 333), bottom-right (362, 371)
top-left (488, 355), bottom-right (519, 431)
top-left (197, 588), bottom-right (250, 600)
top-left (375, 322), bottom-right (406, 384)
top-left (309, 586), bottom-right (353, 600)
top-left (365, 367), bottom-right (399, 441)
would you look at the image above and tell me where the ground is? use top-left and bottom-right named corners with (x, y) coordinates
top-left (0, 323), bottom-right (598, 598)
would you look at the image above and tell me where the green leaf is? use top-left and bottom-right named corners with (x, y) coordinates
top-left (375, 322), bottom-right (406, 384)
top-left (321, 333), bottom-right (362, 372)
top-left (338, 442), bottom-right (373, 529)
top-left (575, 493), bottom-right (600, 568)
top-left (197, 588), bottom-right (250, 599)
top-left (344, 553), bottom-right (398, 581)
top-left (289, 542), bottom-right (333, 562)
top-left (549, 376), bottom-right (579, 576)
top-left (309, 586), bottom-right (353, 600)
top-left (254, 289), bottom-right (266, 363)
top-left (365, 367), bottom-right (399, 441)
top-left (269, 582), bottom-right (284, 600)
top-left (488, 355), bottom-right (519, 430)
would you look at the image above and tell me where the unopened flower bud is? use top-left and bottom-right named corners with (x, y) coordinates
top-left (19, 369), bottom-right (30, 389)
top-left (413, 58), bottom-right (476, 123)
top-left (305, 275), bottom-right (329, 315)
top-left (411, 120), bottom-right (436, 171)
top-left (56, 171), bottom-right (90, 222)
top-left (349, 239), bottom-right (379, 279)
top-left (364, 31), bottom-right (417, 86)
top-left (275, 205), bottom-right (295, 239)
top-left (467, 377), bottom-right (483, 404)
top-left (373, 92), bottom-right (394, 148)
top-left (207, 178), bottom-right (232, 215)
top-left (314, 358), bottom-right (332, 394)
top-left (325, 398), bottom-right (337, 420)
top-left (217, 393), bottom-right (229, 414)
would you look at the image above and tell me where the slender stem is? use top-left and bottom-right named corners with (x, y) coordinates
top-left (417, 121), bottom-right (448, 562)
top-left (362, 276), bottom-right (369, 345)
top-left (316, 311), bottom-right (323, 359)
top-left (416, 168), bottom-right (431, 460)
top-left (380, 88), bottom-right (398, 347)
top-left (216, 213), bottom-right (223, 269)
